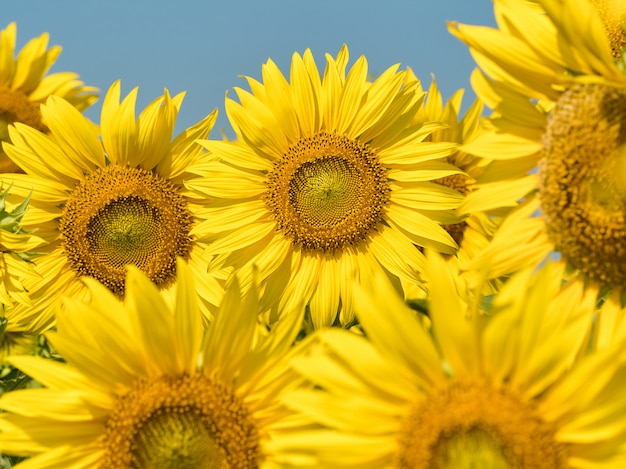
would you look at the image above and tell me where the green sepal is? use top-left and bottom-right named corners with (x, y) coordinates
top-left (406, 298), bottom-right (430, 316)
top-left (0, 454), bottom-right (27, 467)
top-left (9, 250), bottom-right (37, 263)
top-left (0, 185), bottom-right (34, 234)
top-left (0, 367), bottom-right (32, 395)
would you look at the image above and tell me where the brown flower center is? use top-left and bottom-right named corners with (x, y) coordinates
top-left (101, 374), bottom-right (261, 468)
top-left (540, 83), bottom-right (626, 286)
top-left (60, 165), bottom-right (193, 296)
top-left (396, 381), bottom-right (567, 469)
top-left (264, 132), bottom-right (390, 252)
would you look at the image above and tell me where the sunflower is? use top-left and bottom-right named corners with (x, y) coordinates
top-left (0, 185), bottom-right (45, 307)
top-left (0, 81), bottom-right (224, 327)
top-left (416, 77), bottom-right (483, 248)
top-left (282, 252), bottom-right (626, 468)
top-left (0, 258), bottom-right (309, 468)
top-left (0, 187), bottom-right (48, 361)
top-left (189, 45), bottom-right (465, 328)
top-left (0, 22), bottom-right (98, 174)
top-left (397, 75), bottom-right (500, 302)
top-left (448, 0), bottom-right (626, 292)
top-left (413, 75), bottom-right (525, 297)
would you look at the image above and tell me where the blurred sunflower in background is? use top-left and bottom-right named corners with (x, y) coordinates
top-left (412, 76), bottom-right (523, 298)
top-left (0, 22), bottom-right (97, 174)
top-left (282, 253), bottom-right (626, 468)
top-left (416, 77), bottom-right (487, 257)
top-left (189, 45), bottom-right (466, 328)
top-left (448, 0), bottom-right (626, 294)
top-left (0, 186), bottom-right (43, 307)
top-left (0, 187), bottom-right (48, 362)
top-left (0, 81), bottom-right (224, 327)
top-left (0, 259), bottom-right (310, 468)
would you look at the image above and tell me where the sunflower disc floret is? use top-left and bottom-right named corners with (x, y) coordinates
top-left (540, 83), bottom-right (626, 286)
top-left (60, 165), bottom-right (193, 295)
top-left (265, 132), bottom-right (390, 252)
top-left (102, 374), bottom-right (260, 469)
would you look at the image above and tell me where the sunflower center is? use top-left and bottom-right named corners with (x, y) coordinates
top-left (0, 86), bottom-right (47, 173)
top-left (60, 165), bottom-right (193, 296)
top-left (589, 0), bottom-right (626, 59)
top-left (101, 374), bottom-right (261, 469)
top-left (540, 84), bottom-right (626, 286)
top-left (87, 197), bottom-right (161, 260)
top-left (290, 156), bottom-right (364, 226)
top-left (132, 411), bottom-right (227, 469)
top-left (396, 381), bottom-right (567, 469)
top-left (264, 132), bottom-right (389, 252)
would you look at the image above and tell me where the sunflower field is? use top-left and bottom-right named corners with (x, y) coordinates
top-left (2, 1), bottom-right (626, 467)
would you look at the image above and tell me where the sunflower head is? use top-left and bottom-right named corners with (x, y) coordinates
top-left (0, 22), bottom-right (98, 173)
top-left (0, 81), bottom-right (221, 327)
top-left (540, 82), bottom-right (626, 287)
top-left (264, 131), bottom-right (390, 252)
top-left (397, 380), bottom-right (568, 468)
top-left (59, 164), bottom-right (194, 296)
top-left (0, 257), bottom-right (308, 467)
top-left (417, 75), bottom-right (487, 249)
top-left (101, 373), bottom-right (261, 468)
top-left (282, 251), bottom-right (626, 467)
top-left (191, 45), bottom-right (463, 326)
top-left (445, 0), bottom-right (626, 286)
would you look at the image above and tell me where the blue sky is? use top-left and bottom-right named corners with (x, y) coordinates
top-left (5, 0), bottom-right (496, 136)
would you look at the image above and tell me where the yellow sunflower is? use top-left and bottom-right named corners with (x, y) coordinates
top-left (448, 0), bottom-right (626, 291)
top-left (282, 252), bottom-right (626, 468)
top-left (0, 22), bottom-right (98, 173)
top-left (189, 45), bottom-right (465, 328)
top-left (0, 186), bottom-right (45, 307)
top-left (416, 75), bottom-right (527, 296)
top-left (0, 81), bottom-right (224, 328)
top-left (417, 77), bottom-right (484, 249)
top-left (0, 258), bottom-right (309, 468)
top-left (0, 187), bottom-right (48, 361)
